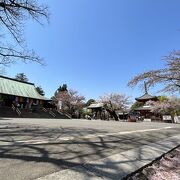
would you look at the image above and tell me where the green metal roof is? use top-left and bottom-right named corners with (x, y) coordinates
top-left (0, 76), bottom-right (48, 100)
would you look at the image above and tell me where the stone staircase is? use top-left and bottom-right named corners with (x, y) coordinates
top-left (0, 106), bottom-right (19, 118)
top-left (51, 109), bottom-right (71, 119)
top-left (19, 108), bottom-right (53, 118)
top-left (0, 106), bottom-right (71, 119)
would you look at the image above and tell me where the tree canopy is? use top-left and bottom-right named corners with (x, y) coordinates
top-left (146, 97), bottom-right (180, 116)
top-left (54, 85), bottom-right (85, 116)
top-left (128, 52), bottom-right (180, 93)
top-left (15, 73), bottom-right (28, 82)
top-left (36, 86), bottom-right (45, 96)
top-left (130, 101), bottom-right (144, 111)
top-left (0, 0), bottom-right (48, 67)
top-left (100, 93), bottom-right (130, 121)
top-left (57, 84), bottom-right (68, 92)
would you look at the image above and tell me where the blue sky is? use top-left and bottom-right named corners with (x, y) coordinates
top-left (6, 0), bottom-right (180, 101)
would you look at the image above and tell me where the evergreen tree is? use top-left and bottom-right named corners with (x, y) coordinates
top-left (15, 73), bottom-right (29, 82)
top-left (36, 86), bottom-right (45, 96)
top-left (58, 84), bottom-right (68, 92)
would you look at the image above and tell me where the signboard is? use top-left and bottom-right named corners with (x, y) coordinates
top-left (163, 115), bottom-right (172, 121)
top-left (174, 116), bottom-right (180, 123)
top-left (58, 100), bottom-right (62, 110)
top-left (144, 118), bottom-right (151, 122)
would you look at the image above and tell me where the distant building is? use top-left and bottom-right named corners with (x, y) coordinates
top-left (87, 103), bottom-right (105, 119)
top-left (87, 103), bottom-right (129, 120)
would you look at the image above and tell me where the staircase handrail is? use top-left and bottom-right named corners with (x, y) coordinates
top-left (12, 104), bottom-right (21, 116)
top-left (12, 104), bottom-right (15, 111)
top-left (16, 108), bottom-right (21, 116)
top-left (49, 110), bottom-right (56, 117)
top-left (56, 110), bottom-right (63, 115)
top-left (58, 109), bottom-right (71, 119)
top-left (42, 107), bottom-right (47, 112)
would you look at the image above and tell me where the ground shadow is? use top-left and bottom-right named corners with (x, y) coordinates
top-left (0, 123), bottom-right (179, 180)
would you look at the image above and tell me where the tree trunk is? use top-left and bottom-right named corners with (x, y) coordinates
top-left (105, 109), bottom-right (119, 121)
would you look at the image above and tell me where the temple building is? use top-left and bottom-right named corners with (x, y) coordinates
top-left (134, 83), bottom-right (158, 121)
top-left (87, 103), bottom-right (106, 119)
top-left (0, 75), bottom-right (48, 109)
top-left (0, 75), bottom-right (71, 119)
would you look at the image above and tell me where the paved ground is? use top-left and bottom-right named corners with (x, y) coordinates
top-left (0, 118), bottom-right (180, 180)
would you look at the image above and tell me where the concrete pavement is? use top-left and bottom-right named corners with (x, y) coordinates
top-left (37, 135), bottom-right (180, 180)
top-left (0, 118), bottom-right (179, 180)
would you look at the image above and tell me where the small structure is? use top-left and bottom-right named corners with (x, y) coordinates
top-left (118, 111), bottom-right (129, 120)
top-left (87, 103), bottom-right (106, 119)
top-left (0, 75), bottom-right (49, 109)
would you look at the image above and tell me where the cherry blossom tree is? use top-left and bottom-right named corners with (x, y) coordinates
top-left (128, 52), bottom-right (180, 93)
top-left (55, 88), bottom-right (85, 116)
top-left (100, 93), bottom-right (130, 121)
top-left (146, 97), bottom-right (180, 116)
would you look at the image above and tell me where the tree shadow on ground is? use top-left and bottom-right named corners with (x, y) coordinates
top-left (0, 123), bottom-right (179, 180)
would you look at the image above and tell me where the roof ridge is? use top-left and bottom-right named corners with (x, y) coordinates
top-left (0, 76), bottom-right (49, 100)
top-left (0, 75), bottom-right (34, 85)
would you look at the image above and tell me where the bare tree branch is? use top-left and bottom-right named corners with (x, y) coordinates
top-left (0, 0), bottom-right (48, 66)
top-left (0, 45), bottom-right (43, 65)
top-left (128, 52), bottom-right (180, 93)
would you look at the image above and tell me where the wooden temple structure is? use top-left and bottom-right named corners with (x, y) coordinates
top-left (0, 76), bottom-right (72, 119)
top-left (0, 75), bottom-right (49, 109)
top-left (87, 103), bottom-right (106, 119)
top-left (134, 83), bottom-right (158, 121)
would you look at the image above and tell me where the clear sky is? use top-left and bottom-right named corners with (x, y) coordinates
top-left (5, 0), bottom-right (180, 102)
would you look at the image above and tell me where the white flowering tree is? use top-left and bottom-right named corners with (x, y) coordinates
top-left (146, 97), bottom-right (180, 116)
top-left (55, 88), bottom-right (85, 116)
top-left (100, 93), bottom-right (130, 121)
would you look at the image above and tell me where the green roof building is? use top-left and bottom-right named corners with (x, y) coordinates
top-left (0, 75), bottom-right (48, 108)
